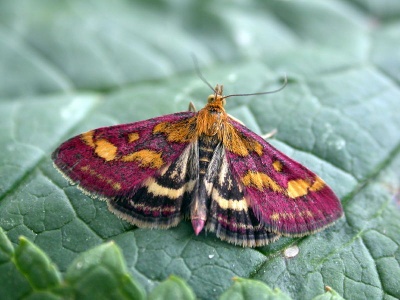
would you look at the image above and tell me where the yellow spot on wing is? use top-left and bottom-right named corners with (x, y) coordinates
top-left (287, 179), bottom-right (310, 198)
top-left (94, 139), bottom-right (118, 161)
top-left (286, 177), bottom-right (324, 198)
top-left (212, 189), bottom-right (248, 211)
top-left (310, 176), bottom-right (325, 192)
top-left (272, 160), bottom-right (283, 172)
top-left (241, 171), bottom-right (283, 192)
top-left (128, 132), bottom-right (139, 143)
top-left (271, 213), bottom-right (280, 221)
top-left (112, 183), bottom-right (122, 191)
top-left (81, 130), bottom-right (95, 148)
top-left (121, 149), bottom-right (164, 169)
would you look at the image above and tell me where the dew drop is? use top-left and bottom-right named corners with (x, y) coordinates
top-left (284, 245), bottom-right (299, 258)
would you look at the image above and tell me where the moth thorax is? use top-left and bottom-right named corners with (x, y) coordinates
top-left (196, 105), bottom-right (225, 137)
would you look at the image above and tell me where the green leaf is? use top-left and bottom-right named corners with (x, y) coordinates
top-left (64, 241), bottom-right (145, 300)
top-left (14, 236), bottom-right (61, 290)
top-left (1, 1), bottom-right (400, 299)
top-left (219, 277), bottom-right (291, 300)
top-left (0, 227), bottom-right (63, 300)
top-left (0, 229), bottom-right (145, 300)
top-left (148, 275), bottom-right (195, 300)
top-left (312, 286), bottom-right (344, 300)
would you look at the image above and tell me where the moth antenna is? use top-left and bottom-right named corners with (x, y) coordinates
top-left (191, 54), bottom-right (216, 93)
top-left (223, 74), bottom-right (288, 99)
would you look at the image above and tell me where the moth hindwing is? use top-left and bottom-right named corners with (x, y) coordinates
top-left (52, 84), bottom-right (343, 247)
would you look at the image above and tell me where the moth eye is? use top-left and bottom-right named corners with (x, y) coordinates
top-left (207, 95), bottom-right (215, 103)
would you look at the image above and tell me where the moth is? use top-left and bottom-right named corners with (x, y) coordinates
top-left (52, 81), bottom-right (343, 247)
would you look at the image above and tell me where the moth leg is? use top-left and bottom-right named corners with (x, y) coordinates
top-left (188, 102), bottom-right (197, 112)
top-left (262, 128), bottom-right (277, 139)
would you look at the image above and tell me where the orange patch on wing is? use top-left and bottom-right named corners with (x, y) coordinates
top-left (254, 177), bottom-right (326, 199)
top-left (287, 179), bottom-right (311, 198)
top-left (270, 210), bottom-right (313, 221)
top-left (272, 160), bottom-right (283, 172)
top-left (223, 125), bottom-right (263, 156)
top-left (310, 176), bottom-right (325, 192)
top-left (80, 165), bottom-right (122, 191)
top-left (81, 130), bottom-right (95, 148)
top-left (128, 132), bottom-right (139, 143)
top-left (286, 177), bottom-right (326, 199)
top-left (241, 171), bottom-right (283, 192)
top-left (153, 118), bottom-right (197, 143)
top-left (94, 139), bottom-right (118, 161)
top-left (121, 149), bottom-right (164, 169)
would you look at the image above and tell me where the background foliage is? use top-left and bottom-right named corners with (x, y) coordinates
top-left (1, 0), bottom-right (400, 299)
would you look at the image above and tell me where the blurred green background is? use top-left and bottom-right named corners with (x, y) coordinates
top-left (1, 1), bottom-right (400, 299)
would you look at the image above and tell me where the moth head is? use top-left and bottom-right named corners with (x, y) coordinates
top-left (207, 84), bottom-right (226, 106)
